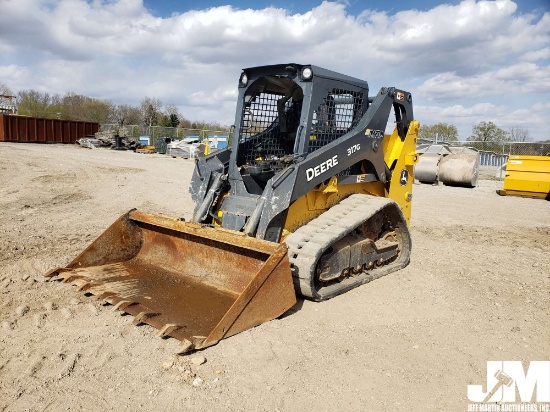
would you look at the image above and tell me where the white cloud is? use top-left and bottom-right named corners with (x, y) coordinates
top-left (0, 64), bottom-right (30, 81)
top-left (0, 0), bottom-right (548, 139)
top-left (522, 47), bottom-right (550, 61)
top-left (417, 102), bottom-right (547, 141)
top-left (417, 62), bottom-right (550, 100)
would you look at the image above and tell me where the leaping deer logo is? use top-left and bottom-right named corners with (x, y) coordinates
top-left (400, 169), bottom-right (408, 186)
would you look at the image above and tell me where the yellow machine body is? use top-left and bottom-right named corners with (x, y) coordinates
top-left (282, 121), bottom-right (419, 238)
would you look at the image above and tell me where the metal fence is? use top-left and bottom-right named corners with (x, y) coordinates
top-left (466, 141), bottom-right (549, 157)
top-left (419, 140), bottom-right (550, 167)
top-left (100, 124), bottom-right (229, 143)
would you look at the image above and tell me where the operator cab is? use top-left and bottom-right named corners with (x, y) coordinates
top-left (230, 64), bottom-right (369, 192)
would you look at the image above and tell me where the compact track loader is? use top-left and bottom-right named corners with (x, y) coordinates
top-left (46, 64), bottom-right (419, 353)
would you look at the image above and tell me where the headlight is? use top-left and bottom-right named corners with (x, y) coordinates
top-left (301, 67), bottom-right (313, 80)
top-left (240, 72), bottom-right (248, 87)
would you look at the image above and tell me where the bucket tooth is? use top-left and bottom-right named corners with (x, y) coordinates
top-left (112, 300), bottom-right (137, 312)
top-left (93, 291), bottom-right (116, 301)
top-left (44, 267), bottom-right (65, 278)
top-left (133, 311), bottom-right (160, 326)
top-left (156, 324), bottom-right (182, 338)
top-left (75, 281), bottom-right (94, 291)
top-left (63, 274), bottom-right (88, 284)
top-left (175, 339), bottom-right (195, 355)
top-left (191, 336), bottom-right (207, 348)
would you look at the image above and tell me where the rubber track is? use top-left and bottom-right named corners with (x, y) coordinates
top-left (284, 194), bottom-right (410, 301)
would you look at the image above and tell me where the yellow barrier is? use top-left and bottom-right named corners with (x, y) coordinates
top-left (497, 155), bottom-right (550, 199)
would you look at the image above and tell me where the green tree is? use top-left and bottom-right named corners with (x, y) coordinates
top-left (59, 93), bottom-right (112, 123)
top-left (81, 99), bottom-right (113, 123)
top-left (61, 92), bottom-right (86, 120)
top-left (17, 90), bottom-right (54, 118)
top-left (467, 121), bottom-right (509, 143)
top-left (418, 123), bottom-right (458, 142)
top-left (467, 121), bottom-right (510, 152)
top-left (160, 113), bottom-right (179, 128)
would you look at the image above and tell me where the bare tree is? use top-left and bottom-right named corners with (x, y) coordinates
top-left (112, 104), bottom-right (141, 126)
top-left (0, 82), bottom-right (14, 96)
top-left (140, 96), bottom-right (163, 127)
top-left (178, 116), bottom-right (193, 128)
top-left (0, 83), bottom-right (17, 113)
top-left (164, 104), bottom-right (180, 117)
top-left (509, 127), bottom-right (531, 142)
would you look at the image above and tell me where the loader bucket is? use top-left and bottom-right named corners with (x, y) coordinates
top-left (45, 210), bottom-right (296, 353)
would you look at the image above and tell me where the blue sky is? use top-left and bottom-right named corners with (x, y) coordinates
top-left (142, 0), bottom-right (450, 16)
top-left (1, 0), bottom-right (549, 140)
top-left (143, 0), bottom-right (549, 16)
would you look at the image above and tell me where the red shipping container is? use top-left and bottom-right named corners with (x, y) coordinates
top-left (0, 114), bottom-right (99, 144)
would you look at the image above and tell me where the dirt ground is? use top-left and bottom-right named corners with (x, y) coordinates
top-left (0, 142), bottom-right (548, 412)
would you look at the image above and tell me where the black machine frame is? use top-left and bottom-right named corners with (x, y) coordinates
top-left (190, 63), bottom-right (414, 243)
